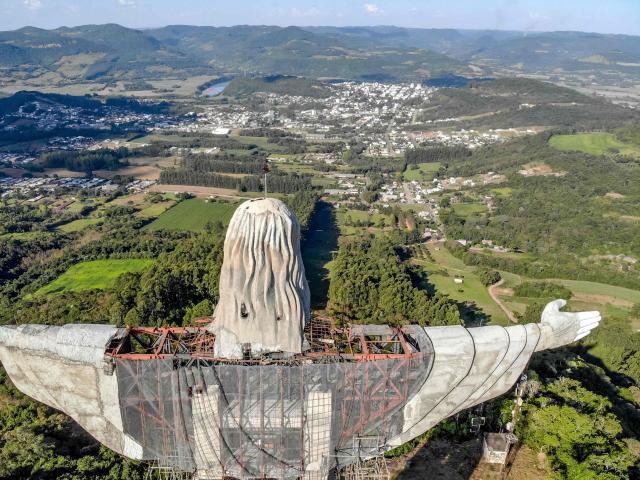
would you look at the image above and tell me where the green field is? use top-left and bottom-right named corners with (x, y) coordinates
top-left (497, 270), bottom-right (640, 304)
top-left (144, 198), bottom-right (238, 232)
top-left (495, 266), bottom-right (640, 326)
top-left (137, 202), bottom-right (175, 219)
top-left (415, 243), bottom-right (640, 326)
top-left (452, 203), bottom-right (488, 217)
top-left (335, 209), bottom-right (388, 237)
top-left (67, 201), bottom-right (88, 213)
top-left (57, 217), bottom-right (103, 233)
top-left (415, 243), bottom-right (510, 325)
top-left (549, 133), bottom-right (640, 157)
top-left (490, 187), bottom-right (513, 197)
top-left (404, 162), bottom-right (441, 181)
top-left (35, 259), bottom-right (154, 296)
top-left (234, 135), bottom-right (281, 151)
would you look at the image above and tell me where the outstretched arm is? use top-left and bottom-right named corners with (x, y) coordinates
top-left (535, 299), bottom-right (601, 352)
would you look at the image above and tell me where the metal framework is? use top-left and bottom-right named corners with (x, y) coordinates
top-left (107, 327), bottom-right (216, 360)
top-left (105, 320), bottom-right (433, 479)
top-left (107, 321), bottom-right (424, 364)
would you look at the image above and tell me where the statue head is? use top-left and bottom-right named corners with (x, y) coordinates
top-left (210, 198), bottom-right (311, 358)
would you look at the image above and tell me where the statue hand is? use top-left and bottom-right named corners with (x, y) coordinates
top-left (537, 299), bottom-right (601, 349)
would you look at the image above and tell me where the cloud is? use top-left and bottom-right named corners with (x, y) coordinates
top-left (116, 0), bottom-right (137, 6)
top-left (364, 3), bottom-right (380, 15)
top-left (23, 0), bottom-right (43, 10)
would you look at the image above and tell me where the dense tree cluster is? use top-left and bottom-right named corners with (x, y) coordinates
top-left (239, 128), bottom-right (302, 139)
top-left (405, 145), bottom-right (470, 165)
top-left (517, 349), bottom-right (640, 480)
top-left (286, 191), bottom-right (319, 234)
top-left (0, 202), bottom-right (73, 235)
top-left (40, 147), bottom-right (136, 172)
top-left (514, 281), bottom-right (573, 300)
top-left (476, 267), bottom-right (501, 287)
top-left (0, 235), bottom-right (68, 286)
top-left (587, 316), bottom-right (640, 385)
top-left (328, 237), bottom-right (461, 326)
top-left (160, 168), bottom-right (314, 194)
top-left (266, 136), bottom-right (307, 153)
top-left (182, 155), bottom-right (266, 174)
top-left (107, 233), bottom-right (224, 326)
top-left (418, 79), bottom-right (640, 131)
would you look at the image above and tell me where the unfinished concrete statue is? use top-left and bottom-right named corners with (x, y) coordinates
top-left (0, 198), bottom-right (601, 479)
top-left (210, 198), bottom-right (310, 357)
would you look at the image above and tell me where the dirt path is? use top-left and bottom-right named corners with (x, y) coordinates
top-left (488, 279), bottom-right (519, 324)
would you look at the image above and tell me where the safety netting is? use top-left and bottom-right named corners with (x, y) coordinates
top-left (116, 348), bottom-right (432, 478)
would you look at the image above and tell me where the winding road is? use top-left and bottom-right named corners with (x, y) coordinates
top-left (488, 279), bottom-right (519, 324)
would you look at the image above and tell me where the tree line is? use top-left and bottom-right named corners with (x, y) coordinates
top-left (159, 168), bottom-right (314, 194)
top-left (405, 145), bottom-right (471, 165)
top-left (182, 154), bottom-right (266, 174)
top-left (38, 146), bottom-right (159, 173)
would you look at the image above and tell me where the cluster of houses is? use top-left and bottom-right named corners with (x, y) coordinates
top-left (1, 99), bottom-right (179, 134)
top-left (0, 176), bottom-right (155, 200)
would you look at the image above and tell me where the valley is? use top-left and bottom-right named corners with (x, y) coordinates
top-left (0, 19), bottom-right (639, 480)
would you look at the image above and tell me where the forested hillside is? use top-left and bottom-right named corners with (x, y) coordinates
top-left (440, 133), bottom-right (640, 289)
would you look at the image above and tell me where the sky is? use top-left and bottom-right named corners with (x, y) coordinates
top-left (1, 0), bottom-right (639, 35)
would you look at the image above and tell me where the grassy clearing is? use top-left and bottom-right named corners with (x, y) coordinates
top-left (335, 209), bottom-right (389, 237)
top-left (403, 162), bottom-right (441, 182)
top-left (497, 270), bottom-right (640, 305)
top-left (496, 269), bottom-right (640, 324)
top-left (67, 201), bottom-right (88, 213)
top-left (311, 176), bottom-right (337, 188)
top-left (549, 133), bottom-right (640, 157)
top-left (35, 259), bottom-right (153, 296)
top-left (57, 217), bottom-right (103, 233)
top-left (128, 133), bottom-right (190, 145)
top-left (452, 203), bottom-right (488, 217)
top-left (490, 187), bottom-right (513, 197)
top-left (428, 270), bottom-right (509, 325)
top-left (552, 279), bottom-right (640, 304)
top-left (144, 198), bottom-right (238, 232)
top-left (137, 202), bottom-right (175, 219)
top-left (423, 243), bottom-right (640, 326)
top-left (417, 243), bottom-right (510, 325)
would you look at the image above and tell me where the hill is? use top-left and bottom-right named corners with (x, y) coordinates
top-left (0, 90), bottom-right (102, 115)
top-left (0, 24), bottom-right (201, 84)
top-left (417, 78), bottom-right (640, 130)
top-left (222, 76), bottom-right (333, 98)
top-left (147, 24), bottom-right (469, 82)
top-left (2, 24), bottom-right (640, 91)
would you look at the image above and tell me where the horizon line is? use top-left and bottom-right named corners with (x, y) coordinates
top-left (2, 22), bottom-right (638, 38)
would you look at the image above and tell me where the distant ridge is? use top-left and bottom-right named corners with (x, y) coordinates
top-left (0, 24), bottom-right (638, 87)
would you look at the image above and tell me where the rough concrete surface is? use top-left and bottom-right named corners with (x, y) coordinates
top-left (210, 198), bottom-right (311, 357)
